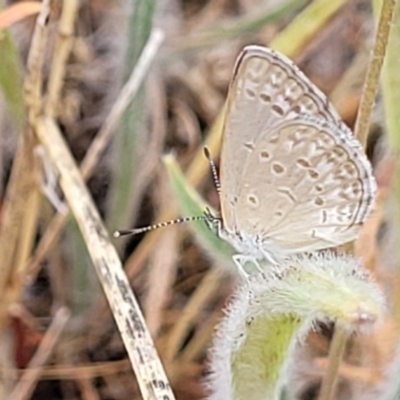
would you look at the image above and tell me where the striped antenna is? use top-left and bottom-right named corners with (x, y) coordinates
top-left (113, 216), bottom-right (206, 238)
top-left (204, 147), bottom-right (221, 195)
top-left (114, 149), bottom-right (221, 239)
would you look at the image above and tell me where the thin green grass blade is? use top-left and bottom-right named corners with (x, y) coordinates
top-left (107, 0), bottom-right (156, 246)
top-left (66, 216), bottom-right (101, 315)
top-left (163, 154), bottom-right (235, 268)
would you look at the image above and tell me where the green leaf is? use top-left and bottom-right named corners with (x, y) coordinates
top-left (163, 154), bottom-right (236, 268)
top-left (107, 0), bottom-right (157, 245)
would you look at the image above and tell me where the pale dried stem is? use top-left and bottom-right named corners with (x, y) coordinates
top-left (315, 357), bottom-right (382, 385)
top-left (34, 115), bottom-right (175, 400)
top-left (0, 1), bottom-right (50, 334)
top-left (318, 2), bottom-right (396, 398)
top-left (24, 0), bottom-right (50, 122)
top-left (44, 0), bottom-right (79, 117)
top-left (15, 359), bottom-right (132, 380)
top-left (80, 28), bottom-right (164, 179)
top-left (317, 325), bottom-right (349, 400)
top-left (23, 0), bottom-right (77, 283)
top-left (354, 0), bottom-right (396, 147)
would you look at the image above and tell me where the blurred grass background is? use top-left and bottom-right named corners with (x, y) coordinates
top-left (0, 0), bottom-right (398, 399)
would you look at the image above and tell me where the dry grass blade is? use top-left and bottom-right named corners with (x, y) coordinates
top-left (80, 29), bottom-right (165, 179)
top-left (14, 359), bottom-right (132, 381)
top-left (0, 0), bottom-right (50, 334)
top-left (34, 116), bottom-right (175, 400)
top-left (44, 0), bottom-right (79, 118)
top-left (354, 0), bottom-right (397, 147)
top-left (317, 325), bottom-right (349, 400)
top-left (379, 0), bottom-right (400, 327)
top-left (318, 1), bottom-right (396, 399)
top-left (24, 0), bottom-right (49, 122)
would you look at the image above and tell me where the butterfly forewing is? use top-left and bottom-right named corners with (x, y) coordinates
top-left (219, 46), bottom-right (376, 256)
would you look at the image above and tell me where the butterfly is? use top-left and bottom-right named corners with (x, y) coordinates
top-left (213, 45), bottom-right (376, 267)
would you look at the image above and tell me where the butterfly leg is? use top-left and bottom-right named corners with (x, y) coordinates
top-left (261, 252), bottom-right (278, 266)
top-left (232, 254), bottom-right (264, 278)
top-left (232, 255), bottom-right (250, 279)
top-left (203, 208), bottom-right (222, 235)
top-left (259, 246), bottom-right (286, 267)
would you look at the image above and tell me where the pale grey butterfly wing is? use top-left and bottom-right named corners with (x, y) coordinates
top-left (219, 46), bottom-right (376, 257)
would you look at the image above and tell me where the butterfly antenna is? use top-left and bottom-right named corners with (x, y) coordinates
top-left (204, 147), bottom-right (221, 195)
top-left (113, 216), bottom-right (206, 238)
